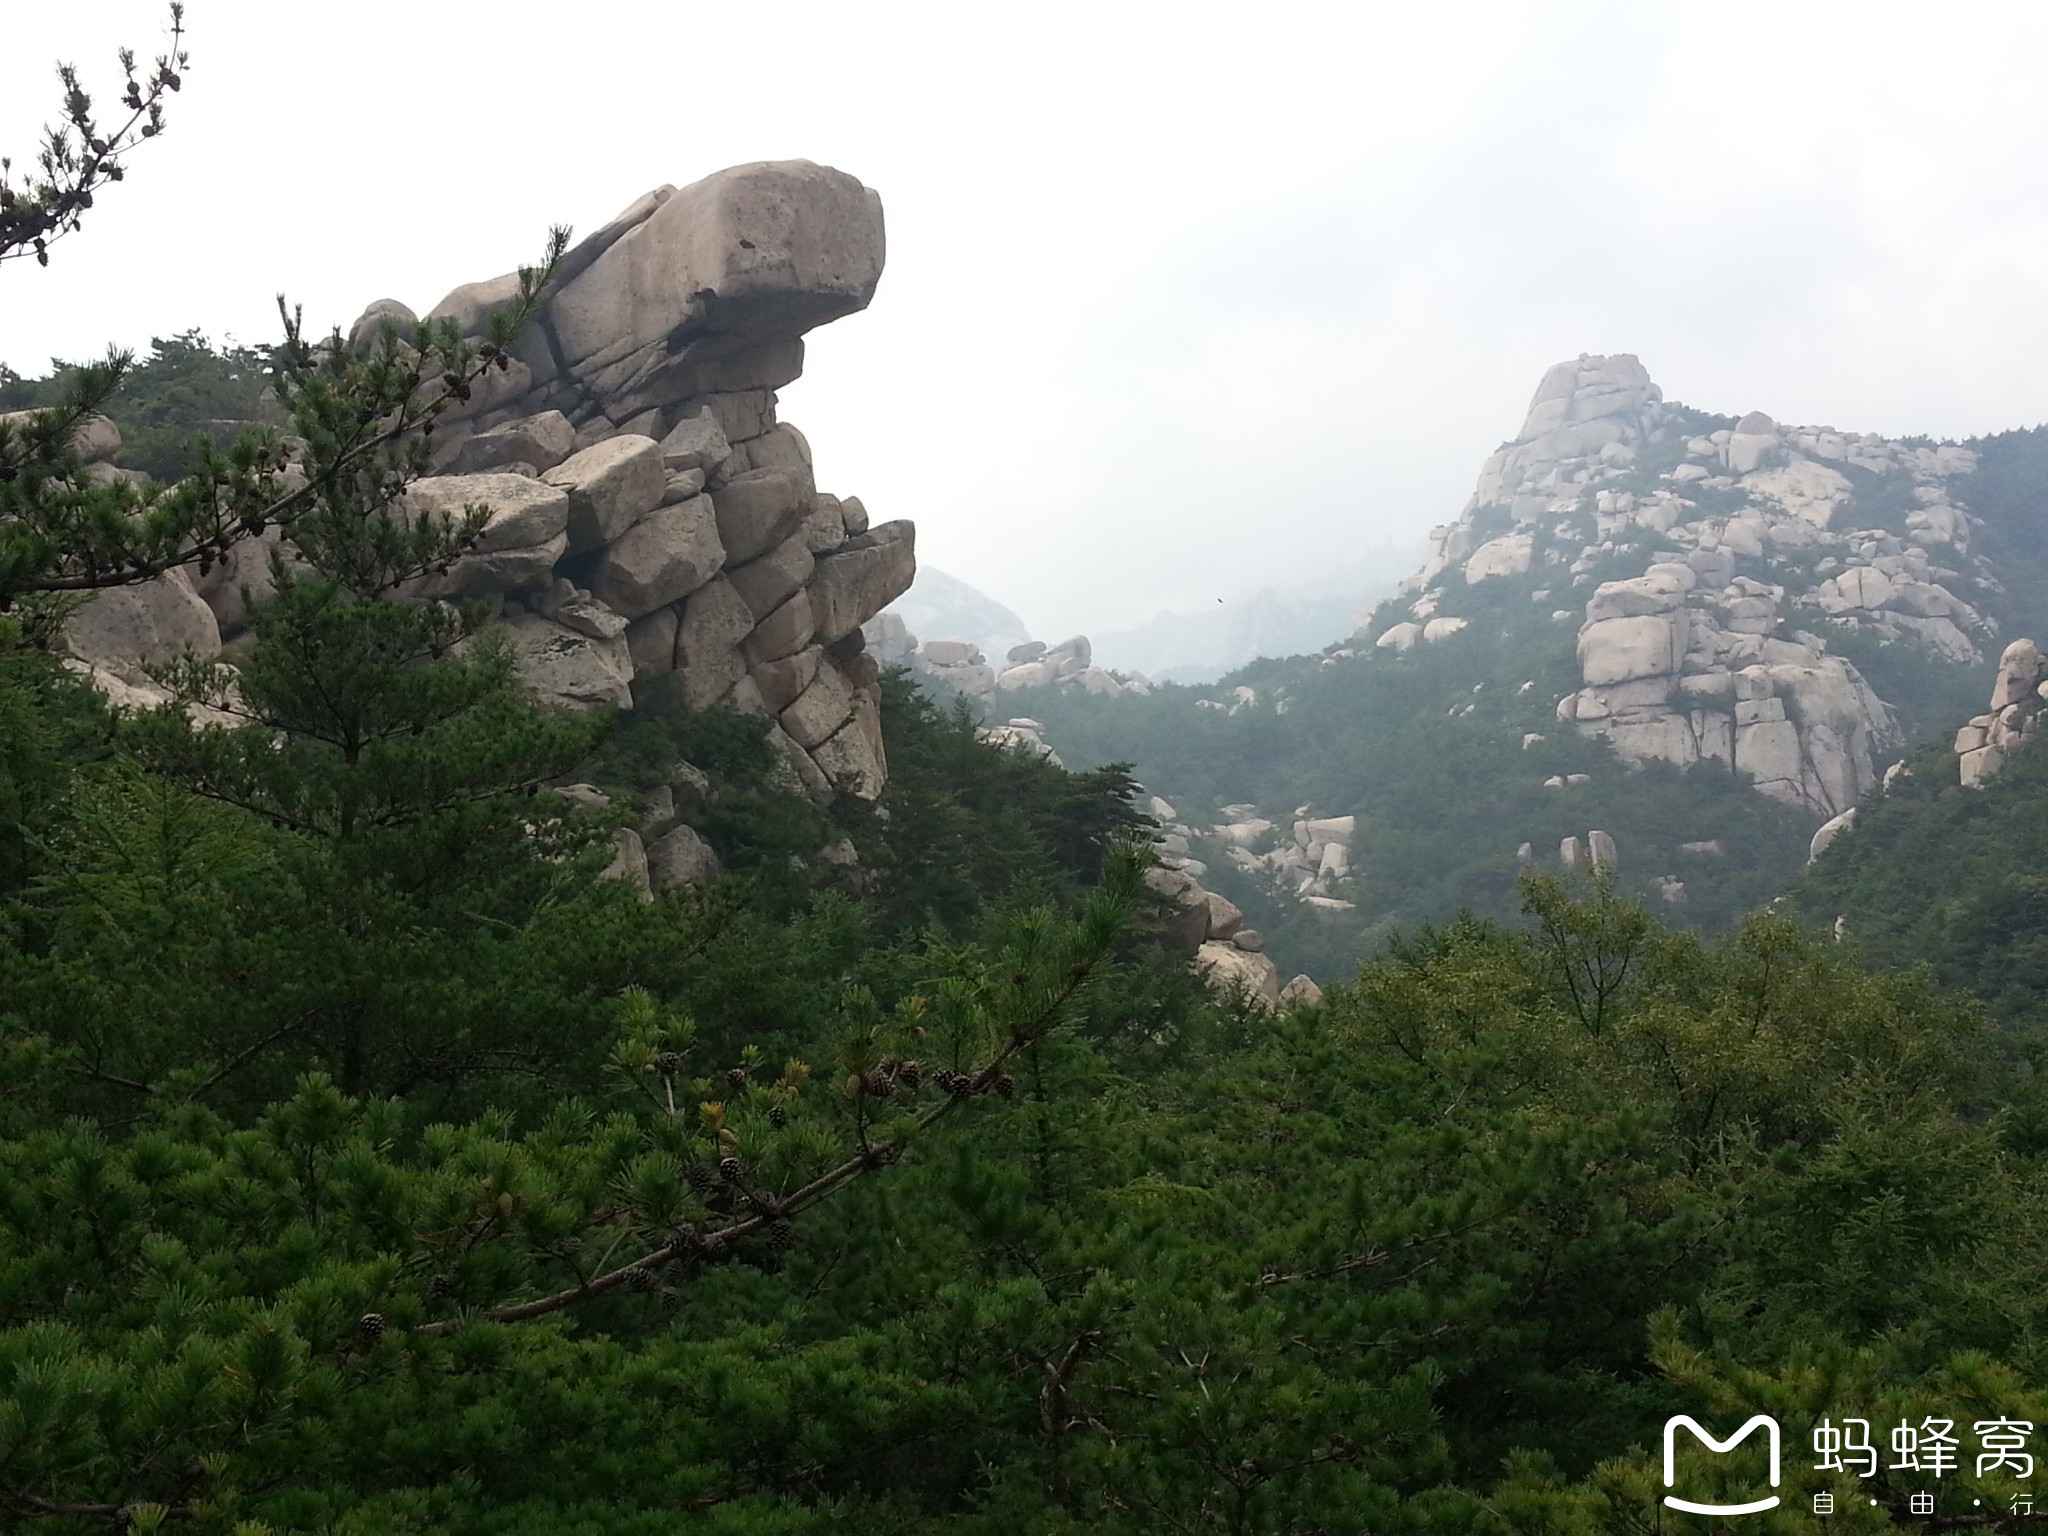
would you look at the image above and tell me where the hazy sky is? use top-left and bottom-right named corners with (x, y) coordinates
top-left (7, 2), bottom-right (2048, 639)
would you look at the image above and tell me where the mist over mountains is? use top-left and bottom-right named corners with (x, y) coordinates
top-left (891, 548), bottom-right (1408, 685)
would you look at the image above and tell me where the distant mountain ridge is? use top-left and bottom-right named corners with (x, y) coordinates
top-left (883, 556), bottom-right (1406, 688)
top-left (1091, 553), bottom-right (1406, 684)
top-left (885, 567), bottom-right (1032, 661)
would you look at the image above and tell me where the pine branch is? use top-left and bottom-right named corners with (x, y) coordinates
top-left (0, 5), bottom-right (188, 266)
top-left (412, 866), bottom-right (1140, 1338)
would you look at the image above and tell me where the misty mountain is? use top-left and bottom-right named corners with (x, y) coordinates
top-left (885, 567), bottom-right (1033, 661)
top-left (1089, 554), bottom-right (1407, 684)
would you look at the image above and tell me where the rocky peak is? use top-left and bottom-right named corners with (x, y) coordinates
top-left (1392, 353), bottom-right (1997, 820)
top-left (1517, 353), bottom-right (1662, 441)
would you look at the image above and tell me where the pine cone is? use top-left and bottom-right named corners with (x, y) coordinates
top-left (624, 1264), bottom-right (659, 1292)
top-left (863, 1069), bottom-right (894, 1099)
top-left (767, 1105), bottom-right (788, 1130)
top-left (684, 1161), bottom-right (716, 1196)
top-left (358, 1312), bottom-right (387, 1341)
top-left (992, 1074), bottom-right (1017, 1099)
top-left (425, 1273), bottom-right (455, 1303)
top-left (654, 1051), bottom-right (683, 1078)
top-left (726, 1067), bottom-right (749, 1092)
top-left (766, 1219), bottom-right (796, 1251)
top-left (718, 1155), bottom-right (745, 1185)
top-left (896, 1060), bottom-right (923, 1092)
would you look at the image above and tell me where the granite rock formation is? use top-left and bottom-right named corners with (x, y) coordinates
top-left (64, 161), bottom-right (912, 802)
top-left (1953, 638), bottom-right (2048, 787)
top-left (863, 612), bottom-right (1153, 703)
top-left (1398, 354), bottom-right (1997, 818)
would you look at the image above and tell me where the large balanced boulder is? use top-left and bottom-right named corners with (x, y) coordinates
top-left (533, 160), bottom-right (884, 418)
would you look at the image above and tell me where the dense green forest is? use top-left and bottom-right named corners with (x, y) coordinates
top-left (9, 333), bottom-right (2048, 1533)
top-left (1005, 566), bottom-right (1821, 980)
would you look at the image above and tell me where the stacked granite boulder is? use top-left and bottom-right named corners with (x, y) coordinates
top-left (860, 613), bottom-right (1151, 702)
top-left (1955, 638), bottom-right (2048, 787)
top-left (66, 161), bottom-right (914, 803)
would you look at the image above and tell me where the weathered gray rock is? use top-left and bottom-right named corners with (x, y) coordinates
top-left (662, 468), bottom-right (708, 506)
top-left (639, 784), bottom-right (677, 834)
top-left (726, 535), bottom-right (816, 619)
top-left (500, 609), bottom-right (634, 709)
top-left (780, 660), bottom-right (859, 749)
top-left (658, 409), bottom-right (733, 475)
top-left (1201, 890), bottom-right (1245, 941)
top-left (1578, 613), bottom-right (1686, 685)
top-left (451, 410), bottom-right (576, 475)
top-left (586, 494), bottom-right (724, 620)
top-left (750, 644), bottom-right (822, 712)
top-left (1463, 532), bottom-right (1534, 582)
top-left (922, 639), bottom-right (981, 666)
top-left (796, 493), bottom-right (848, 555)
top-left (810, 717), bottom-right (884, 797)
top-left (674, 575), bottom-right (755, 708)
top-left (101, 163), bottom-right (909, 804)
top-left (534, 161), bottom-right (882, 419)
top-left (1194, 940), bottom-right (1282, 1010)
top-left (402, 474), bottom-right (571, 597)
top-left (711, 467), bottom-right (813, 566)
top-left (64, 568), bottom-right (222, 669)
top-left (739, 424), bottom-right (813, 476)
top-left (193, 525), bottom-right (302, 635)
top-left (1518, 354), bottom-right (1659, 440)
top-left (1144, 866), bottom-right (1212, 956)
top-left (625, 604), bottom-right (680, 674)
top-left (602, 828), bottom-right (653, 900)
top-left (1991, 639), bottom-right (2047, 710)
top-left (646, 823), bottom-right (723, 890)
top-left (347, 298), bottom-right (419, 353)
top-left (1808, 807), bottom-right (1858, 864)
top-left (426, 271), bottom-right (524, 341)
top-left (997, 660), bottom-right (1059, 690)
top-left (406, 472), bottom-right (570, 551)
top-left (1279, 973), bottom-right (1324, 1008)
top-left (545, 435), bottom-right (669, 554)
top-left (745, 588), bottom-right (816, 664)
top-left (552, 782), bottom-right (611, 813)
top-left (809, 520), bottom-right (916, 644)
top-left (1726, 410), bottom-right (1780, 474)
top-left (765, 723), bottom-right (833, 802)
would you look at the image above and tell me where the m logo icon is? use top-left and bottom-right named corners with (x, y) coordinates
top-left (1663, 1415), bottom-right (1782, 1516)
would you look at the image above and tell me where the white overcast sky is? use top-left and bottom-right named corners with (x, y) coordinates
top-left (7, 1), bottom-right (2048, 639)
